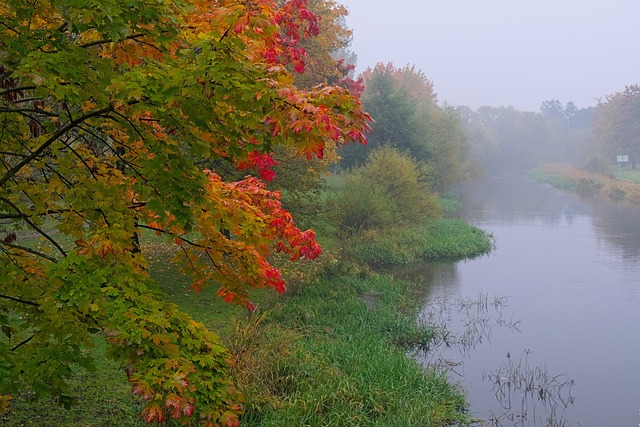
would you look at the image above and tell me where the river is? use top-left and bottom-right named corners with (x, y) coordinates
top-left (409, 173), bottom-right (640, 426)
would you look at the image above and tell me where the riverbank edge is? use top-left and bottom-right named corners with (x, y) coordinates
top-left (1, 220), bottom-right (492, 426)
top-left (530, 163), bottom-right (640, 203)
top-left (229, 218), bottom-right (493, 426)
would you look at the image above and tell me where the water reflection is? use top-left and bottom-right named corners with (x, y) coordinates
top-left (482, 349), bottom-right (574, 427)
top-left (415, 293), bottom-right (573, 426)
top-left (406, 173), bottom-right (640, 427)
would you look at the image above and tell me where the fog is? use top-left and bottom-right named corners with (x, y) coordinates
top-left (339, 0), bottom-right (640, 111)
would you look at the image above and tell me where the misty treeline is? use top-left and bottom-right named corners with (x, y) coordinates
top-left (456, 101), bottom-right (594, 174)
top-left (590, 84), bottom-right (640, 171)
top-left (456, 86), bottom-right (640, 177)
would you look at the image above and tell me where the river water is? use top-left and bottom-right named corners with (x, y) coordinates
top-left (409, 173), bottom-right (640, 426)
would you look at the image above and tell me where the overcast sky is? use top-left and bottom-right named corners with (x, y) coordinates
top-left (338, 0), bottom-right (640, 112)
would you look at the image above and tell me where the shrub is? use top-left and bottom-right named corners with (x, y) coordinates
top-left (336, 147), bottom-right (440, 233)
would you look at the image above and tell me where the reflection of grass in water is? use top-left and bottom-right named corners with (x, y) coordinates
top-left (418, 294), bottom-right (574, 427)
top-left (483, 349), bottom-right (573, 427)
top-left (419, 293), bottom-right (520, 360)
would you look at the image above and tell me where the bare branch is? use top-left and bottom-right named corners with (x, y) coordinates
top-left (0, 197), bottom-right (67, 257)
top-left (0, 106), bottom-right (113, 188)
top-left (0, 106), bottom-right (60, 117)
top-left (0, 85), bottom-right (37, 97)
top-left (10, 334), bottom-right (35, 351)
top-left (78, 33), bottom-right (145, 49)
top-left (0, 294), bottom-right (40, 307)
top-left (0, 240), bottom-right (59, 262)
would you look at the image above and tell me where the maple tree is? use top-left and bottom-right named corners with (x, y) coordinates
top-left (289, 0), bottom-right (363, 95)
top-left (261, 0), bottom-right (363, 226)
top-left (0, 0), bottom-right (369, 424)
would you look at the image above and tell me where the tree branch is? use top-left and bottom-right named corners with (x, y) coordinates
top-left (0, 106), bottom-right (114, 188)
top-left (0, 106), bottom-right (60, 117)
top-left (0, 85), bottom-right (36, 97)
top-left (0, 197), bottom-right (67, 257)
top-left (0, 240), bottom-right (60, 262)
top-left (78, 33), bottom-right (145, 49)
top-left (0, 294), bottom-right (40, 307)
top-left (10, 334), bottom-right (35, 351)
top-left (135, 224), bottom-right (206, 249)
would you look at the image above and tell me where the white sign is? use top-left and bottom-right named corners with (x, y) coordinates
top-left (617, 155), bottom-right (629, 163)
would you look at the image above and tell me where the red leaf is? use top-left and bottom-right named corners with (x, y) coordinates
top-left (141, 404), bottom-right (165, 423)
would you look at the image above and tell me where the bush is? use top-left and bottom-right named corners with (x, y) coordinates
top-left (336, 147), bottom-right (440, 233)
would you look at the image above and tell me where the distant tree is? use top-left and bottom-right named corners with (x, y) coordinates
top-left (592, 85), bottom-right (640, 169)
top-left (540, 99), bottom-right (565, 120)
top-left (292, 0), bottom-right (363, 92)
top-left (563, 101), bottom-right (579, 122)
top-left (340, 63), bottom-right (468, 192)
top-left (424, 104), bottom-right (469, 191)
top-left (346, 64), bottom-right (423, 162)
top-left (461, 103), bottom-right (594, 173)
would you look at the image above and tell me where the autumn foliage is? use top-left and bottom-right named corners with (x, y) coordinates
top-left (0, 0), bottom-right (369, 424)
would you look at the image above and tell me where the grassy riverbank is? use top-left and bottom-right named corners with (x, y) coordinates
top-left (530, 163), bottom-right (640, 203)
top-left (345, 219), bottom-right (493, 266)
top-left (229, 264), bottom-right (470, 426)
top-left (2, 179), bottom-right (493, 426)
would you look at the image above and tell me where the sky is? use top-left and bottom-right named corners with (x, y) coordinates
top-left (338, 0), bottom-right (640, 112)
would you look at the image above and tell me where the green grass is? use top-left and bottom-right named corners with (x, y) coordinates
top-left (528, 167), bottom-right (581, 191)
top-left (438, 195), bottom-right (462, 216)
top-left (2, 234), bottom-right (475, 426)
top-left (0, 338), bottom-right (147, 427)
top-left (231, 270), bottom-right (469, 427)
top-left (530, 163), bottom-right (640, 203)
top-left (613, 168), bottom-right (640, 183)
top-left (323, 173), bottom-right (346, 194)
top-left (345, 219), bottom-right (494, 267)
top-left (144, 241), bottom-right (249, 332)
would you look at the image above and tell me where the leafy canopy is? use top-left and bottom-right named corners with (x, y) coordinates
top-left (0, 0), bottom-right (369, 424)
top-left (339, 63), bottom-right (467, 192)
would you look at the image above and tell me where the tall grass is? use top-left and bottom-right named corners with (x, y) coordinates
top-left (229, 266), bottom-right (469, 427)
